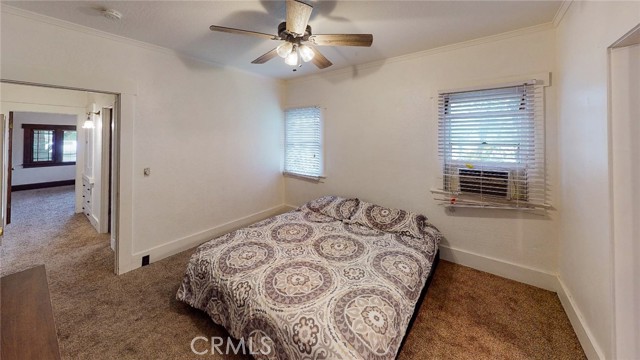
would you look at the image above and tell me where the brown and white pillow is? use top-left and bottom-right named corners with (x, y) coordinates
top-left (299, 195), bottom-right (360, 221)
top-left (348, 201), bottom-right (428, 239)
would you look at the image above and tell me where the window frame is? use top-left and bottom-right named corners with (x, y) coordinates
top-left (22, 124), bottom-right (77, 168)
top-left (283, 106), bottom-right (324, 180)
top-left (435, 80), bottom-right (548, 210)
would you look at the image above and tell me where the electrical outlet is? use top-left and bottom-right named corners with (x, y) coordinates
top-left (143, 168), bottom-right (151, 177)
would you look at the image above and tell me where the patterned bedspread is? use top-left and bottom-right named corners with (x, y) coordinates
top-left (177, 204), bottom-right (440, 359)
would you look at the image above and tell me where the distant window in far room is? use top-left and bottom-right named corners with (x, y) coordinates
top-left (284, 107), bottom-right (323, 179)
top-left (23, 124), bottom-right (77, 168)
top-left (62, 130), bottom-right (77, 162)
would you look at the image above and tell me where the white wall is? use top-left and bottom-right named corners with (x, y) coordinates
top-left (555, 2), bottom-right (640, 359)
top-left (9, 111), bottom-right (77, 186)
top-left (1, 7), bottom-right (285, 272)
top-left (285, 27), bottom-right (559, 287)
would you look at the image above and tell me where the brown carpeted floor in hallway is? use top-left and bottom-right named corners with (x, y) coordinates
top-left (1, 186), bottom-right (586, 359)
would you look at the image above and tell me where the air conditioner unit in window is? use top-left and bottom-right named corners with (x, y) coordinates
top-left (453, 168), bottom-right (528, 201)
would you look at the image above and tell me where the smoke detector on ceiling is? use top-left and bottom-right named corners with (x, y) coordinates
top-left (102, 9), bottom-right (122, 21)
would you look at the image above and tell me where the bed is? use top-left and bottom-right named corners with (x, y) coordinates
top-left (176, 196), bottom-right (442, 359)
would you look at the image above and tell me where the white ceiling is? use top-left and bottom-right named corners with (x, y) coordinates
top-left (3, 1), bottom-right (562, 79)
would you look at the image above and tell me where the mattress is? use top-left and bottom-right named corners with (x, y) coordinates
top-left (177, 203), bottom-right (440, 359)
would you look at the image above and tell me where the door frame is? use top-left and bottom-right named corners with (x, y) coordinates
top-left (608, 23), bottom-right (640, 360)
top-left (6, 112), bottom-right (12, 225)
top-left (0, 115), bottom-right (4, 237)
top-left (0, 79), bottom-right (123, 275)
top-left (100, 106), bottom-right (112, 235)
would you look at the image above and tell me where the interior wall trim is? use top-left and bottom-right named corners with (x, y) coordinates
top-left (11, 179), bottom-right (75, 191)
top-left (287, 22), bottom-right (554, 85)
top-left (124, 204), bottom-right (291, 273)
top-left (556, 277), bottom-right (604, 360)
top-left (552, 0), bottom-right (574, 28)
top-left (438, 245), bottom-right (557, 291)
top-left (0, 5), bottom-right (272, 81)
top-left (282, 204), bottom-right (298, 211)
top-left (440, 244), bottom-right (600, 359)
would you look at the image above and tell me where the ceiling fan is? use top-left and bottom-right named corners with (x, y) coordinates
top-left (209, 0), bottom-right (373, 70)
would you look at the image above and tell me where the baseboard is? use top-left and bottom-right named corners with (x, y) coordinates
top-left (11, 179), bottom-right (75, 191)
top-left (440, 245), bottom-right (600, 358)
top-left (555, 277), bottom-right (604, 360)
top-left (438, 245), bottom-right (558, 291)
top-left (127, 204), bottom-right (292, 271)
top-left (283, 204), bottom-right (298, 211)
top-left (90, 214), bottom-right (100, 233)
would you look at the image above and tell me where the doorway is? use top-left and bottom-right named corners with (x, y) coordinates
top-left (0, 81), bottom-right (120, 275)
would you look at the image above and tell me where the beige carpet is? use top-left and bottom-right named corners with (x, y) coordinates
top-left (1, 186), bottom-right (586, 359)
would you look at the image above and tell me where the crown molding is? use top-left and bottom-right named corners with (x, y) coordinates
top-left (1, 5), bottom-right (177, 56)
top-left (287, 22), bottom-right (555, 85)
top-left (0, 4), bottom-right (277, 82)
top-left (552, 0), bottom-right (573, 28)
top-left (2, 3), bottom-right (560, 84)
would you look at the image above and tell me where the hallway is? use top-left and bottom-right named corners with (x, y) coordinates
top-left (1, 185), bottom-right (110, 277)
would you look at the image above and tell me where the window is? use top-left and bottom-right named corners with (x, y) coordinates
top-left (23, 124), bottom-right (77, 168)
top-left (284, 107), bottom-right (323, 179)
top-left (436, 82), bottom-right (547, 209)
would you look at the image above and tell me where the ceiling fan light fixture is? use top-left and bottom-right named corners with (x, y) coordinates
top-left (276, 42), bottom-right (293, 58)
top-left (209, 0), bottom-right (373, 70)
top-left (284, 45), bottom-right (299, 66)
top-left (298, 45), bottom-right (315, 62)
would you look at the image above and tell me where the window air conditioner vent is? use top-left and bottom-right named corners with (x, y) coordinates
top-left (458, 168), bottom-right (510, 198)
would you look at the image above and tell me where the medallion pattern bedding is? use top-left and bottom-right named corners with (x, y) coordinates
top-left (176, 197), bottom-right (441, 359)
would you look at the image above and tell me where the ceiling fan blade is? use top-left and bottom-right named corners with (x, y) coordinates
top-left (311, 48), bottom-right (332, 69)
top-left (309, 34), bottom-right (373, 47)
top-left (210, 25), bottom-right (277, 40)
top-left (251, 48), bottom-right (279, 64)
top-left (286, 0), bottom-right (313, 36)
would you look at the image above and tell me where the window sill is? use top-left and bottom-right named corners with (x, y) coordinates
top-left (430, 188), bottom-right (551, 211)
top-left (283, 172), bottom-right (325, 183)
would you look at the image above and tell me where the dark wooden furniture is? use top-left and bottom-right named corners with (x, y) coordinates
top-left (1, 265), bottom-right (61, 360)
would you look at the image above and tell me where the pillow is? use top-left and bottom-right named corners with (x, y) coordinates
top-left (298, 195), bottom-right (360, 221)
top-left (348, 200), bottom-right (427, 239)
top-left (423, 222), bottom-right (443, 247)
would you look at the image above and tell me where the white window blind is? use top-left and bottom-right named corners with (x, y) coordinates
top-left (285, 107), bottom-right (323, 178)
top-left (435, 82), bottom-right (548, 209)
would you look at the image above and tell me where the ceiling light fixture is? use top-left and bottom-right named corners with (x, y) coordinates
top-left (82, 118), bottom-right (95, 129)
top-left (83, 111), bottom-right (100, 129)
top-left (102, 9), bottom-right (122, 21)
top-left (284, 44), bottom-right (299, 66)
top-left (276, 42), bottom-right (293, 58)
top-left (209, 0), bottom-right (373, 70)
top-left (279, 43), bottom-right (315, 67)
top-left (298, 45), bottom-right (315, 63)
